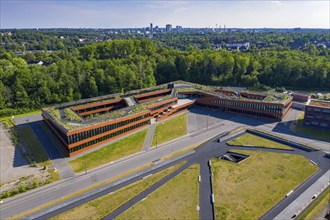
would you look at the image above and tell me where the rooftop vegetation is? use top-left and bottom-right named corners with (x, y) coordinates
top-left (64, 108), bottom-right (84, 122)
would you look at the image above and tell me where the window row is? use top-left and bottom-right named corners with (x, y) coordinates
top-left (69, 120), bottom-right (149, 153)
top-left (211, 100), bottom-right (282, 113)
top-left (68, 113), bottom-right (150, 144)
top-left (197, 103), bottom-right (280, 119)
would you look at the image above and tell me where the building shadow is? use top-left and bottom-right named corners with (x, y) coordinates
top-left (12, 142), bottom-right (31, 167)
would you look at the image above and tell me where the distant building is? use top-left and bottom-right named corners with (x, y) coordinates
top-left (225, 42), bottom-right (250, 50)
top-left (292, 93), bottom-right (310, 102)
top-left (176, 25), bottom-right (183, 31)
top-left (304, 100), bottom-right (330, 128)
top-left (166, 24), bottom-right (172, 32)
top-left (150, 23), bottom-right (154, 39)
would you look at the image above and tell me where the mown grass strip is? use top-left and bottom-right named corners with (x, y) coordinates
top-left (49, 162), bottom-right (185, 220)
top-left (152, 113), bottom-right (187, 147)
top-left (69, 129), bottom-right (148, 173)
top-left (227, 133), bottom-right (292, 150)
top-left (117, 163), bottom-right (200, 220)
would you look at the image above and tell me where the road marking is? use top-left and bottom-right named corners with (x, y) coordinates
top-left (143, 174), bottom-right (153, 179)
top-left (309, 160), bottom-right (317, 166)
top-left (285, 190), bottom-right (294, 197)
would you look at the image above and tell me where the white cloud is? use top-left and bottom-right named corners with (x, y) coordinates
top-left (271, 1), bottom-right (283, 6)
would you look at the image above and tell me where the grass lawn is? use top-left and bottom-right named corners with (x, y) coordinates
top-left (50, 162), bottom-right (185, 220)
top-left (298, 187), bottom-right (330, 220)
top-left (227, 133), bottom-right (292, 150)
top-left (118, 164), bottom-right (200, 220)
top-left (293, 113), bottom-right (330, 142)
top-left (15, 125), bottom-right (51, 167)
top-left (0, 110), bottom-right (41, 122)
top-left (69, 129), bottom-right (148, 173)
top-left (151, 113), bottom-right (187, 147)
top-left (211, 150), bottom-right (318, 220)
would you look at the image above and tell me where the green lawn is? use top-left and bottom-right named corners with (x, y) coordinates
top-left (50, 162), bottom-right (185, 220)
top-left (298, 187), bottom-right (330, 220)
top-left (293, 113), bottom-right (330, 142)
top-left (152, 113), bottom-right (187, 147)
top-left (211, 150), bottom-right (318, 220)
top-left (227, 133), bottom-right (292, 150)
top-left (118, 164), bottom-right (200, 220)
top-left (69, 129), bottom-right (148, 173)
top-left (0, 110), bottom-right (41, 122)
top-left (15, 125), bottom-right (51, 167)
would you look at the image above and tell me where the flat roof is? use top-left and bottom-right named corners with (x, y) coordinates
top-left (43, 81), bottom-right (292, 132)
top-left (308, 100), bottom-right (330, 108)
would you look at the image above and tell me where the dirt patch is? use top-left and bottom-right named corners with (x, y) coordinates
top-left (0, 124), bottom-right (39, 184)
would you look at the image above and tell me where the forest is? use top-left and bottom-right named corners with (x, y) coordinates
top-left (0, 32), bottom-right (329, 117)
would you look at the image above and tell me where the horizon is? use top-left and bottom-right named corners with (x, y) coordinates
top-left (1, 1), bottom-right (329, 29)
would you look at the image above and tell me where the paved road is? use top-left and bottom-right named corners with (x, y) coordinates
top-left (274, 170), bottom-right (330, 219)
top-left (27, 132), bottom-right (330, 220)
top-left (199, 160), bottom-right (214, 220)
top-left (29, 122), bottom-right (75, 179)
top-left (1, 108), bottom-right (329, 219)
top-left (0, 115), bottom-right (241, 219)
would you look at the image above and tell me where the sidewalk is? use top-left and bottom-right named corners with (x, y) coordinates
top-left (274, 169), bottom-right (330, 219)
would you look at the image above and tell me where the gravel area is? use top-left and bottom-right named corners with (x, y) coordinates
top-left (0, 125), bottom-right (39, 184)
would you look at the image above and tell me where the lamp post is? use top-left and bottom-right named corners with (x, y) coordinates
top-left (156, 130), bottom-right (158, 148)
top-left (207, 114), bottom-right (209, 130)
top-left (84, 154), bottom-right (87, 175)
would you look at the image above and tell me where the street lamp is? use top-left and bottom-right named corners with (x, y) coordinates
top-left (156, 130), bottom-right (158, 148)
top-left (207, 114), bottom-right (209, 130)
top-left (84, 154), bottom-right (87, 175)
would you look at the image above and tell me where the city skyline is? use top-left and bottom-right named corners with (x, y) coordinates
top-left (1, 1), bottom-right (329, 29)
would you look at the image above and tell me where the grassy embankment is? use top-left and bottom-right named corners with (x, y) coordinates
top-left (118, 164), bottom-right (200, 220)
top-left (227, 133), bottom-right (293, 150)
top-left (69, 129), bottom-right (148, 173)
top-left (50, 162), bottom-right (185, 220)
top-left (211, 150), bottom-right (318, 220)
top-left (151, 113), bottom-right (187, 147)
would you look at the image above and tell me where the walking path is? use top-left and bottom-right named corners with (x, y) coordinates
top-left (142, 124), bottom-right (156, 151)
top-left (274, 170), bottom-right (330, 219)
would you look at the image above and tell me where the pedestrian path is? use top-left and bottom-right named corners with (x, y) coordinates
top-left (274, 169), bottom-right (330, 219)
top-left (142, 123), bottom-right (156, 151)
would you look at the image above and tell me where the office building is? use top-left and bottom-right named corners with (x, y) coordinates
top-left (303, 100), bottom-right (330, 128)
top-left (43, 81), bottom-right (292, 157)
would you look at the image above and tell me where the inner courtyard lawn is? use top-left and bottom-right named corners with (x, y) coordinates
top-left (211, 150), bottom-right (318, 220)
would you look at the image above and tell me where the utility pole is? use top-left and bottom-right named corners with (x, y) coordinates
top-left (156, 130), bottom-right (158, 148)
top-left (207, 114), bottom-right (209, 130)
top-left (84, 154), bottom-right (87, 175)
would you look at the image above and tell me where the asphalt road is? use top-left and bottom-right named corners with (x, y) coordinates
top-left (0, 111), bottom-right (241, 219)
top-left (1, 107), bottom-right (329, 219)
top-left (32, 132), bottom-right (329, 220)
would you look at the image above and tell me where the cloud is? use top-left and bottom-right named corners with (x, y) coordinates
top-left (271, 1), bottom-right (283, 6)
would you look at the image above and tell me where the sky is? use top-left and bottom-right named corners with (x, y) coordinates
top-left (1, 0), bottom-right (329, 29)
